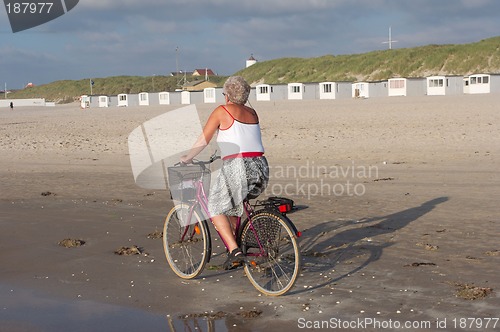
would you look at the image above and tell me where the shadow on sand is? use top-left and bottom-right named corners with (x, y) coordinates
top-left (292, 196), bottom-right (449, 294)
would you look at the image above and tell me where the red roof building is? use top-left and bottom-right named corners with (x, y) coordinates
top-left (192, 69), bottom-right (216, 76)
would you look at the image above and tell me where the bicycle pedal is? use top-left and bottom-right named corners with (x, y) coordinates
top-left (234, 257), bottom-right (248, 267)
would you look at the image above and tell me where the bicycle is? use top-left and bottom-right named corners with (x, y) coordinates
top-left (162, 153), bottom-right (301, 296)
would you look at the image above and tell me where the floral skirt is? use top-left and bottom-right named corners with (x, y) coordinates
top-left (208, 156), bottom-right (269, 217)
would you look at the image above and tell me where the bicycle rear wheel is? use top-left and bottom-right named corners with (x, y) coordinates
top-left (163, 204), bottom-right (209, 279)
top-left (240, 210), bottom-right (301, 296)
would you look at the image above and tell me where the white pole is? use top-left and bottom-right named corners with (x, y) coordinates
top-left (382, 26), bottom-right (398, 50)
top-left (90, 79), bottom-right (93, 95)
top-left (388, 26), bottom-right (391, 49)
top-left (176, 47), bottom-right (179, 76)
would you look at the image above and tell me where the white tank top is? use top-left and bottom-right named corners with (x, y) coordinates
top-left (217, 106), bottom-right (265, 159)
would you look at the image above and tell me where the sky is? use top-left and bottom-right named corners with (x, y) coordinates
top-left (1, 0), bottom-right (500, 89)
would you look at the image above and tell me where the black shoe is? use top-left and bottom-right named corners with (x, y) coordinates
top-left (223, 248), bottom-right (245, 270)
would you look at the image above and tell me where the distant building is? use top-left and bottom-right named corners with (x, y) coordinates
top-left (466, 73), bottom-right (500, 94)
top-left (98, 96), bottom-right (110, 107)
top-left (139, 92), bottom-right (150, 106)
top-left (352, 81), bottom-right (388, 98)
top-left (319, 82), bottom-right (352, 99)
top-left (182, 80), bottom-right (217, 91)
top-left (80, 95), bottom-right (91, 108)
top-left (192, 69), bottom-right (216, 77)
top-left (388, 78), bottom-right (426, 97)
top-left (246, 54), bottom-right (257, 68)
top-left (288, 83), bottom-right (305, 100)
top-left (463, 77), bottom-right (470, 94)
top-left (288, 82), bottom-right (320, 100)
top-left (255, 83), bottom-right (289, 101)
top-left (256, 84), bottom-right (272, 101)
top-left (158, 92), bottom-right (170, 105)
top-left (426, 75), bottom-right (463, 96)
top-left (170, 71), bottom-right (193, 76)
top-left (117, 93), bottom-right (128, 107)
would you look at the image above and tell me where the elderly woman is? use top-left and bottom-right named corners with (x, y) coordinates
top-left (181, 76), bottom-right (269, 269)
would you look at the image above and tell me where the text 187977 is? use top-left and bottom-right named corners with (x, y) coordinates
top-left (5, 2), bottom-right (53, 14)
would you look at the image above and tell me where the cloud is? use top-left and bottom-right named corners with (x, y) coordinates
top-left (461, 0), bottom-right (493, 8)
top-left (2, 0), bottom-right (500, 87)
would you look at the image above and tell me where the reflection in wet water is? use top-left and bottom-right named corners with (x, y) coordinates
top-left (0, 284), bottom-right (229, 332)
top-left (167, 315), bottom-right (229, 332)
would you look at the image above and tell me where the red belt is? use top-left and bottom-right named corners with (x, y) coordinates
top-left (222, 152), bottom-right (264, 160)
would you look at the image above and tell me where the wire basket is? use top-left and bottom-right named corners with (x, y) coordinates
top-left (167, 165), bottom-right (211, 203)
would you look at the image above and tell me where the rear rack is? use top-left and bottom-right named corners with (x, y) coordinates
top-left (253, 196), bottom-right (295, 214)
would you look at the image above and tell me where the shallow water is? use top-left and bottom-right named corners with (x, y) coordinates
top-left (0, 284), bottom-right (229, 332)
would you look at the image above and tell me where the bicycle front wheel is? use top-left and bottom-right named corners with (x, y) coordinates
top-left (163, 204), bottom-right (209, 279)
top-left (240, 210), bottom-right (301, 296)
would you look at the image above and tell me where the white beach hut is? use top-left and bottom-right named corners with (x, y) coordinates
top-left (98, 96), bottom-right (109, 108)
top-left (426, 76), bottom-right (463, 96)
top-left (352, 81), bottom-right (388, 99)
top-left (352, 82), bottom-right (369, 99)
top-left (256, 84), bottom-right (271, 101)
top-left (139, 92), bottom-right (150, 106)
top-left (319, 82), bottom-right (335, 99)
top-left (159, 92), bottom-right (170, 105)
top-left (118, 94), bottom-right (128, 107)
top-left (388, 78), bottom-right (426, 97)
top-left (204, 88), bottom-right (216, 103)
top-left (319, 82), bottom-right (352, 99)
top-left (80, 95), bottom-right (91, 108)
top-left (463, 77), bottom-right (470, 94)
top-left (288, 83), bottom-right (305, 100)
top-left (388, 78), bottom-right (406, 96)
top-left (467, 74), bottom-right (500, 94)
top-left (181, 90), bottom-right (191, 104)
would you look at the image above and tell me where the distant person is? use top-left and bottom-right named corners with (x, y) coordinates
top-left (9, 102), bottom-right (13, 110)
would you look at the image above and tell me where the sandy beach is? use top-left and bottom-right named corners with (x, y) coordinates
top-left (1, 94), bottom-right (499, 331)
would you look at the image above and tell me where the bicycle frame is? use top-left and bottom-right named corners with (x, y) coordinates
top-left (179, 173), bottom-right (267, 263)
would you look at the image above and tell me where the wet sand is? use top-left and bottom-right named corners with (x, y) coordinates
top-left (1, 95), bottom-right (499, 331)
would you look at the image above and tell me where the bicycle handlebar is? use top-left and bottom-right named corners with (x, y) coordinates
top-left (174, 151), bottom-right (221, 167)
top-left (191, 154), bottom-right (221, 166)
